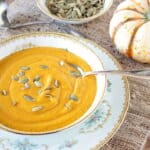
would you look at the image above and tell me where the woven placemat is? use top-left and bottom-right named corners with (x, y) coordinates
top-left (0, 0), bottom-right (150, 149)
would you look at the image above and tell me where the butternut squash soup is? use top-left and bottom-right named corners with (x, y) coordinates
top-left (0, 47), bottom-right (96, 133)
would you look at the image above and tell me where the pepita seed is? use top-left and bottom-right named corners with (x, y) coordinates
top-left (20, 66), bottom-right (30, 71)
top-left (45, 93), bottom-right (54, 98)
top-left (39, 65), bottom-right (49, 69)
top-left (23, 95), bottom-right (35, 102)
top-left (24, 83), bottom-right (30, 89)
top-left (68, 94), bottom-right (78, 101)
top-left (44, 86), bottom-right (53, 91)
top-left (68, 63), bottom-right (83, 74)
top-left (80, 5), bottom-right (86, 14)
top-left (33, 75), bottom-right (40, 82)
top-left (11, 75), bottom-right (19, 81)
top-left (74, 7), bottom-right (82, 17)
top-left (70, 71), bottom-right (82, 78)
top-left (1, 90), bottom-right (7, 96)
top-left (19, 78), bottom-right (29, 84)
top-left (64, 103), bottom-right (71, 110)
top-left (32, 106), bottom-right (43, 112)
top-left (17, 71), bottom-right (25, 77)
top-left (34, 81), bottom-right (43, 88)
top-left (59, 60), bottom-right (65, 66)
top-left (12, 101), bottom-right (17, 106)
top-left (38, 89), bottom-right (43, 94)
top-left (54, 80), bottom-right (60, 88)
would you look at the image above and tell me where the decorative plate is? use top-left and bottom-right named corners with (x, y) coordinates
top-left (0, 32), bottom-right (130, 150)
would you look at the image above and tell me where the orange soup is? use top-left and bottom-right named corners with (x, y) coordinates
top-left (0, 47), bottom-right (96, 132)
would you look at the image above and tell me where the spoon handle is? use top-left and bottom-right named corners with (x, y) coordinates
top-left (83, 69), bottom-right (150, 79)
top-left (9, 21), bottom-right (53, 29)
top-left (6, 21), bottom-right (87, 38)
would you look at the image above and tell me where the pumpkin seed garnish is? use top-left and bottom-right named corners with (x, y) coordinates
top-left (17, 71), bottom-right (25, 77)
top-left (19, 78), bottom-right (29, 84)
top-left (12, 101), bottom-right (17, 106)
top-left (11, 75), bottom-right (19, 81)
top-left (39, 65), bottom-right (49, 69)
top-left (32, 106), bottom-right (43, 112)
top-left (70, 71), bottom-right (82, 78)
top-left (46, 0), bottom-right (104, 19)
top-left (59, 60), bottom-right (65, 66)
top-left (38, 89), bottom-right (43, 94)
top-left (63, 48), bottom-right (69, 52)
top-left (44, 86), bottom-right (53, 91)
top-left (24, 83), bottom-right (30, 89)
top-left (64, 103), bottom-right (71, 110)
top-left (68, 63), bottom-right (83, 75)
top-left (33, 75), bottom-right (40, 82)
top-left (20, 66), bottom-right (30, 71)
top-left (23, 94), bottom-right (35, 102)
top-left (68, 63), bottom-right (79, 70)
top-left (68, 94), bottom-right (78, 101)
top-left (54, 80), bottom-right (60, 88)
top-left (1, 90), bottom-right (7, 96)
top-left (45, 93), bottom-right (54, 98)
top-left (34, 81), bottom-right (43, 88)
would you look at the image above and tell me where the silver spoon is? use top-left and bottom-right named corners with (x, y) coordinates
top-left (0, 0), bottom-right (87, 38)
top-left (82, 69), bottom-right (150, 79)
top-left (73, 65), bottom-right (150, 79)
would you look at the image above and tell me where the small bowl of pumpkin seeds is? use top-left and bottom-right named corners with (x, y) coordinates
top-left (36, 0), bottom-right (113, 24)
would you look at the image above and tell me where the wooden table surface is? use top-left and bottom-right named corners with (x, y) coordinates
top-left (1, 0), bottom-right (150, 149)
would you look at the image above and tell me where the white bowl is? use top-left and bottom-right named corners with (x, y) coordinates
top-left (0, 32), bottom-right (106, 134)
top-left (36, 0), bottom-right (113, 24)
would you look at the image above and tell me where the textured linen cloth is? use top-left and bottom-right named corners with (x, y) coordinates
top-left (0, 0), bottom-right (150, 149)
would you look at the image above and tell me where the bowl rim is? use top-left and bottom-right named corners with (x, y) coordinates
top-left (36, 0), bottom-right (114, 24)
top-left (0, 32), bottom-right (107, 135)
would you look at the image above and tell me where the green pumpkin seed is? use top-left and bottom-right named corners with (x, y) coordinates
top-left (24, 83), bottom-right (30, 89)
top-left (33, 75), bottom-right (40, 82)
top-left (71, 10), bottom-right (78, 18)
top-left (87, 8), bottom-right (94, 17)
top-left (54, 80), bottom-right (60, 88)
top-left (1, 90), bottom-right (7, 96)
top-left (74, 7), bottom-right (82, 17)
top-left (34, 81), bottom-right (43, 88)
top-left (39, 65), bottom-right (49, 69)
top-left (11, 75), bottom-right (19, 81)
top-left (20, 66), bottom-right (30, 71)
top-left (44, 86), bottom-right (53, 91)
top-left (19, 78), bottom-right (29, 84)
top-left (12, 101), bottom-right (17, 106)
top-left (59, 61), bottom-right (65, 66)
top-left (70, 71), bottom-right (82, 78)
top-left (38, 89), bottom-right (43, 94)
top-left (80, 5), bottom-right (86, 14)
top-left (23, 95), bottom-right (35, 102)
top-left (68, 94), bottom-right (78, 101)
top-left (64, 103), bottom-right (71, 110)
top-left (32, 106), bottom-right (43, 112)
top-left (17, 71), bottom-right (25, 77)
top-left (45, 93), bottom-right (54, 98)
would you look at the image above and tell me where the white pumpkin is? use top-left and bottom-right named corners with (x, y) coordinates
top-left (109, 0), bottom-right (150, 63)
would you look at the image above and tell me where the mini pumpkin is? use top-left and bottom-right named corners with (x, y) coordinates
top-left (109, 0), bottom-right (150, 63)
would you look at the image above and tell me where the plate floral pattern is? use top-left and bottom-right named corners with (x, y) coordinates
top-left (0, 33), bottom-right (129, 150)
